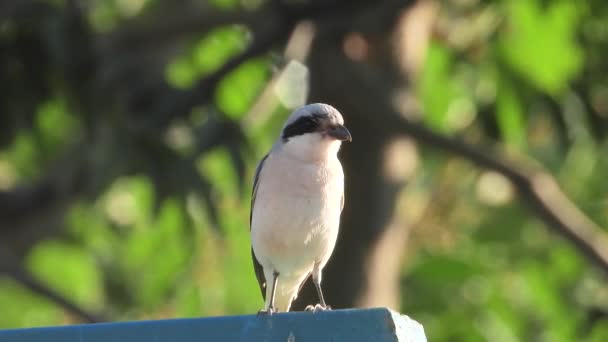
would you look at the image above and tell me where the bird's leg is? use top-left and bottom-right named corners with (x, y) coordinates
top-left (258, 271), bottom-right (279, 316)
top-left (269, 271), bottom-right (279, 312)
top-left (314, 279), bottom-right (328, 308)
top-left (305, 267), bottom-right (332, 312)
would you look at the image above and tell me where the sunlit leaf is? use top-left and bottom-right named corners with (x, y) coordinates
top-left (7, 132), bottom-right (39, 178)
top-left (89, 1), bottom-right (121, 32)
top-left (418, 43), bottom-right (475, 132)
top-left (174, 281), bottom-right (202, 317)
top-left (36, 98), bottom-right (77, 154)
top-left (122, 198), bottom-right (191, 308)
top-left (419, 43), bottom-right (457, 131)
top-left (409, 255), bottom-right (485, 286)
top-left (67, 202), bottom-right (118, 257)
top-left (194, 26), bottom-right (248, 76)
top-left (26, 241), bottom-right (103, 308)
top-left (199, 148), bottom-right (238, 198)
top-left (166, 57), bottom-right (198, 89)
top-left (588, 322), bottom-right (608, 342)
top-left (0, 278), bottom-right (61, 328)
top-left (166, 26), bottom-right (248, 90)
top-left (209, 0), bottom-right (240, 10)
top-left (496, 77), bottom-right (527, 149)
top-left (499, 0), bottom-right (584, 94)
top-left (216, 58), bottom-right (269, 119)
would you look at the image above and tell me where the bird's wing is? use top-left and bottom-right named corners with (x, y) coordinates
top-left (250, 154), bottom-right (269, 299)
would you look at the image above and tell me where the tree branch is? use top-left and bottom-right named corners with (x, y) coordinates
top-left (0, 183), bottom-right (56, 225)
top-left (394, 115), bottom-right (608, 274)
top-left (115, 0), bottom-right (381, 134)
top-left (333, 46), bottom-right (608, 274)
top-left (0, 262), bottom-right (107, 323)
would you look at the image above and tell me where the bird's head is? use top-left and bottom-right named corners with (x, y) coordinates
top-left (279, 103), bottom-right (352, 162)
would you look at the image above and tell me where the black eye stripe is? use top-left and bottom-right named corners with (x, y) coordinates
top-left (282, 114), bottom-right (326, 141)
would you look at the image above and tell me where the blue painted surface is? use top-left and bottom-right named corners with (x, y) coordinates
top-left (0, 308), bottom-right (426, 342)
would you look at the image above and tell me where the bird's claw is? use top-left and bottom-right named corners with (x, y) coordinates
top-left (305, 304), bottom-right (332, 312)
top-left (257, 307), bottom-right (276, 316)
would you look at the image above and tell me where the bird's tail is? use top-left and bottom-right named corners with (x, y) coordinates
top-left (265, 273), bottom-right (309, 312)
top-left (274, 290), bottom-right (296, 312)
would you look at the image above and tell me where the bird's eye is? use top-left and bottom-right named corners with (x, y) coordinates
top-left (281, 115), bottom-right (323, 141)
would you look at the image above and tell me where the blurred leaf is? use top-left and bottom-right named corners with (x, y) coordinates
top-left (103, 176), bottom-right (155, 226)
top-left (36, 97), bottom-right (77, 154)
top-left (472, 205), bottom-right (527, 243)
top-left (226, 141), bottom-right (247, 194)
top-left (89, 1), bottom-right (121, 32)
top-left (7, 132), bottom-right (39, 179)
top-left (588, 321), bottom-right (608, 342)
top-left (500, 0), bottom-right (584, 94)
top-left (559, 140), bottom-right (597, 195)
top-left (209, 0), bottom-right (240, 10)
top-left (115, 0), bottom-right (149, 17)
top-left (174, 281), bottom-right (202, 317)
top-left (518, 261), bottom-right (581, 341)
top-left (419, 43), bottom-right (458, 131)
top-left (549, 243), bottom-right (583, 285)
top-left (166, 26), bottom-right (248, 89)
top-left (483, 293), bottom-right (524, 342)
top-left (199, 148), bottom-right (239, 198)
top-left (26, 241), bottom-right (103, 308)
top-left (66, 202), bottom-right (118, 258)
top-left (409, 254), bottom-right (485, 286)
top-left (166, 57), bottom-right (198, 89)
top-left (0, 278), bottom-right (61, 328)
top-left (223, 209), bottom-right (259, 313)
top-left (496, 77), bottom-right (527, 149)
top-left (194, 27), bottom-right (247, 75)
top-left (123, 197), bottom-right (191, 308)
top-left (216, 58), bottom-right (269, 119)
top-left (419, 43), bottom-right (477, 132)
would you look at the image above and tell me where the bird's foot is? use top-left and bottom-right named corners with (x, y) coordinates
top-left (305, 304), bottom-right (332, 313)
top-left (257, 307), bottom-right (277, 316)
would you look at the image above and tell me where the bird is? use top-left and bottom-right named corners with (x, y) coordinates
top-left (250, 103), bottom-right (352, 314)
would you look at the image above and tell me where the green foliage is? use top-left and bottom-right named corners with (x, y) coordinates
top-left (27, 241), bottom-right (104, 308)
top-left (495, 77), bottom-right (526, 149)
top-left (7, 132), bottom-right (40, 179)
top-left (1, 1), bottom-right (608, 341)
top-left (167, 27), bottom-right (248, 88)
top-left (499, 0), bottom-right (584, 94)
top-left (0, 279), bottom-right (61, 328)
top-left (36, 98), bottom-right (78, 155)
top-left (407, 0), bottom-right (608, 339)
top-left (419, 43), bottom-right (473, 132)
top-left (216, 59), bottom-right (269, 119)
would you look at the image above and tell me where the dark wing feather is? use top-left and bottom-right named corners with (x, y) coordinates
top-left (250, 154), bottom-right (269, 299)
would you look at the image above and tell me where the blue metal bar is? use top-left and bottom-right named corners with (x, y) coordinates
top-left (0, 308), bottom-right (426, 342)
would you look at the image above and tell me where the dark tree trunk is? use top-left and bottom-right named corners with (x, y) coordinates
top-left (292, 0), bottom-right (436, 310)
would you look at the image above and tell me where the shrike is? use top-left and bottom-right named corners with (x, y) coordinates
top-left (250, 103), bottom-right (351, 314)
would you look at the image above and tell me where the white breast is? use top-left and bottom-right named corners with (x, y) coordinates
top-left (251, 151), bottom-right (344, 277)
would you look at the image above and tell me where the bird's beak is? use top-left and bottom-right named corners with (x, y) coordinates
top-left (327, 124), bottom-right (352, 142)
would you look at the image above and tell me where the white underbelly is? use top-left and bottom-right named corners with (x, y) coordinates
top-left (251, 191), bottom-right (340, 276)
